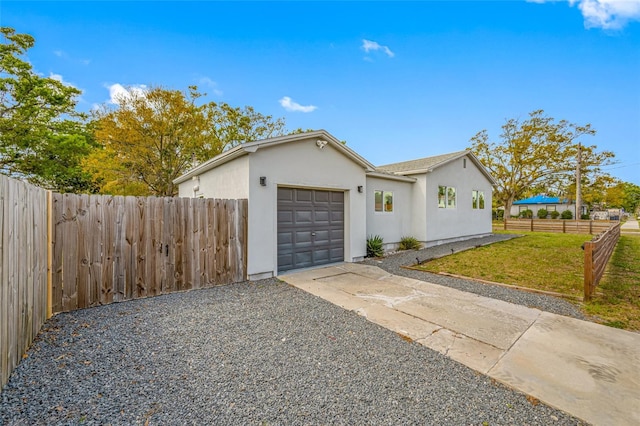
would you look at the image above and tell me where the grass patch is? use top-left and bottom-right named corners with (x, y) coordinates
top-left (415, 231), bottom-right (587, 298)
top-left (583, 235), bottom-right (640, 330)
top-left (415, 231), bottom-right (640, 331)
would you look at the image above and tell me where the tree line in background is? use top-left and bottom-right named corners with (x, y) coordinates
top-left (469, 109), bottom-right (640, 215)
top-left (2, 27), bottom-right (639, 214)
top-left (1, 27), bottom-right (290, 196)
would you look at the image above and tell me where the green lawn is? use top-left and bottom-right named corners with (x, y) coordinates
top-left (414, 231), bottom-right (640, 331)
top-left (416, 231), bottom-right (587, 298)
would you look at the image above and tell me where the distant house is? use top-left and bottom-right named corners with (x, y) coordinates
top-left (510, 195), bottom-right (585, 218)
top-left (175, 130), bottom-right (495, 279)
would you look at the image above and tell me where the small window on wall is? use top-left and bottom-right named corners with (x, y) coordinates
top-left (546, 205), bottom-right (556, 212)
top-left (472, 190), bottom-right (485, 209)
top-left (374, 190), bottom-right (393, 212)
top-left (438, 186), bottom-right (456, 208)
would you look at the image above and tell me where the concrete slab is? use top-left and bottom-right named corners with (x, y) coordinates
top-left (489, 312), bottom-right (640, 426)
top-left (279, 263), bottom-right (640, 425)
top-left (417, 328), bottom-right (505, 374)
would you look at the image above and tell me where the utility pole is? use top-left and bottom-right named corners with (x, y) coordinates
top-left (576, 143), bottom-right (582, 219)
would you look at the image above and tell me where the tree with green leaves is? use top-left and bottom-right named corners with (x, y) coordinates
top-left (0, 27), bottom-right (92, 191)
top-left (469, 110), bottom-right (615, 217)
top-left (86, 85), bottom-right (286, 196)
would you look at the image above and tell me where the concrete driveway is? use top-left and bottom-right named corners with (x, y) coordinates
top-left (280, 263), bottom-right (640, 426)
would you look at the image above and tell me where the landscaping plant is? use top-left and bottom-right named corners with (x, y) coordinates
top-left (398, 236), bottom-right (422, 250)
top-left (536, 209), bottom-right (548, 219)
top-left (561, 210), bottom-right (573, 219)
top-left (366, 235), bottom-right (384, 258)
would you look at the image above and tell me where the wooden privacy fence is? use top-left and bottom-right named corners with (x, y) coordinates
top-left (52, 194), bottom-right (247, 313)
top-left (1, 174), bottom-right (247, 392)
top-left (0, 176), bottom-right (48, 392)
top-left (583, 223), bottom-right (621, 302)
top-left (504, 218), bottom-right (614, 235)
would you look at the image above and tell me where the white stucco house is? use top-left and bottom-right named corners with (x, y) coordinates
top-left (174, 130), bottom-right (495, 280)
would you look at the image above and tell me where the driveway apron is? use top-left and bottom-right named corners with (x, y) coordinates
top-left (280, 263), bottom-right (640, 426)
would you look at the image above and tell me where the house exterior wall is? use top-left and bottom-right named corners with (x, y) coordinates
top-left (365, 176), bottom-right (414, 248)
top-left (177, 155), bottom-right (250, 199)
top-left (410, 174), bottom-right (428, 241)
top-left (510, 203), bottom-right (576, 218)
top-left (424, 155), bottom-right (493, 243)
top-left (246, 138), bottom-right (368, 279)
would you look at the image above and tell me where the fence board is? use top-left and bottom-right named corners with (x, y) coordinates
top-left (0, 176), bottom-right (48, 392)
top-left (583, 223), bottom-right (620, 301)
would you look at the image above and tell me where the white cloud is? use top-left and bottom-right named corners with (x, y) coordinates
top-left (49, 72), bottom-right (77, 88)
top-left (197, 76), bottom-right (223, 96)
top-left (106, 83), bottom-right (148, 105)
top-left (53, 50), bottom-right (66, 58)
top-left (570, 0), bottom-right (640, 29)
top-left (534, 0), bottom-right (640, 29)
top-left (279, 96), bottom-right (317, 113)
top-left (362, 39), bottom-right (395, 58)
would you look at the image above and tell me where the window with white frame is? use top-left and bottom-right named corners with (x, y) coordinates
top-left (546, 205), bottom-right (556, 212)
top-left (472, 190), bottom-right (485, 209)
top-left (438, 186), bottom-right (456, 208)
top-left (374, 190), bottom-right (393, 212)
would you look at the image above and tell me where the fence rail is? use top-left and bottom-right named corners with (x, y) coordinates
top-left (1, 175), bottom-right (248, 392)
top-left (583, 223), bottom-right (621, 302)
top-left (0, 176), bottom-right (48, 392)
top-left (504, 218), bottom-right (615, 235)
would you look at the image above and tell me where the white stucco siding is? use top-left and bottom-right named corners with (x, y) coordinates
top-left (365, 176), bottom-right (414, 247)
top-left (425, 156), bottom-right (493, 242)
top-left (177, 155), bottom-right (250, 199)
top-left (246, 139), bottom-right (368, 278)
top-left (410, 175), bottom-right (428, 241)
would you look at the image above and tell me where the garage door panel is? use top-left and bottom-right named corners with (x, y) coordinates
top-left (330, 229), bottom-right (344, 239)
top-left (278, 254), bottom-right (293, 271)
top-left (330, 247), bottom-right (344, 261)
top-left (314, 191), bottom-right (330, 202)
top-left (330, 210), bottom-right (344, 222)
top-left (295, 210), bottom-right (313, 224)
top-left (278, 210), bottom-right (294, 225)
top-left (313, 249), bottom-right (330, 264)
top-left (278, 187), bottom-right (345, 272)
top-left (331, 192), bottom-right (344, 203)
top-left (278, 188), bottom-right (294, 202)
top-left (294, 251), bottom-right (313, 268)
top-left (296, 189), bottom-right (313, 202)
top-left (278, 231), bottom-right (293, 245)
top-left (295, 230), bottom-right (313, 245)
top-left (313, 230), bottom-right (330, 244)
top-left (314, 210), bottom-right (329, 224)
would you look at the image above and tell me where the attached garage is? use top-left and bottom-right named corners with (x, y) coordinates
top-left (277, 187), bottom-right (344, 272)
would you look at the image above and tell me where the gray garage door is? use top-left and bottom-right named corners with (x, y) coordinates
top-left (277, 187), bottom-right (344, 272)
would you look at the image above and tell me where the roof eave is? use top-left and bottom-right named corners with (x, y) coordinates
top-left (366, 171), bottom-right (417, 183)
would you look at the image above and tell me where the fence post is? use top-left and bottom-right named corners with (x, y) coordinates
top-left (530, 218), bottom-right (534, 232)
top-left (563, 221), bottom-right (566, 233)
top-left (46, 191), bottom-right (53, 319)
top-left (584, 241), bottom-right (594, 302)
top-left (504, 218), bottom-right (507, 230)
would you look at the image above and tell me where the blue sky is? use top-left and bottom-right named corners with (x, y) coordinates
top-left (2, 1), bottom-right (639, 184)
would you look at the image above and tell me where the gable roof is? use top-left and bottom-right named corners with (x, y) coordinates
top-left (513, 195), bottom-right (568, 205)
top-left (174, 130), bottom-right (375, 184)
top-left (377, 150), bottom-right (496, 185)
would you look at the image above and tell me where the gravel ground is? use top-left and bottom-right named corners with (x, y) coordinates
top-left (362, 234), bottom-right (586, 320)
top-left (1, 279), bottom-right (584, 425)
